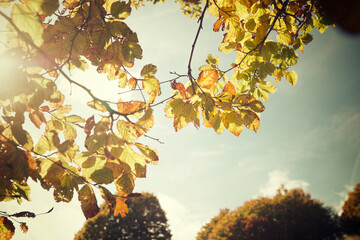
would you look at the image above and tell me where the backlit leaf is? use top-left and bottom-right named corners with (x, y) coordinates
top-left (241, 110), bottom-right (260, 132)
top-left (135, 143), bottom-right (159, 164)
top-left (87, 100), bottom-right (107, 112)
top-left (117, 101), bottom-right (145, 115)
top-left (142, 77), bottom-right (161, 96)
top-left (285, 70), bottom-right (298, 86)
top-left (78, 184), bottom-right (99, 219)
top-left (11, 4), bottom-right (43, 46)
top-left (115, 172), bottom-right (135, 197)
top-left (0, 217), bottom-right (15, 240)
top-left (111, 1), bottom-right (131, 19)
top-left (197, 69), bottom-right (219, 89)
top-left (114, 198), bottom-right (129, 217)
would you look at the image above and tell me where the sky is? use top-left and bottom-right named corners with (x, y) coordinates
top-left (1, 2), bottom-right (360, 240)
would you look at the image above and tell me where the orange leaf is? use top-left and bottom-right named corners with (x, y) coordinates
top-left (117, 101), bottom-right (145, 115)
top-left (114, 198), bottom-right (129, 217)
top-left (128, 77), bottom-right (137, 89)
top-left (223, 82), bottom-right (236, 95)
top-left (29, 109), bottom-right (46, 129)
top-left (20, 222), bottom-right (28, 233)
top-left (0, 217), bottom-right (15, 240)
top-left (197, 69), bottom-right (219, 89)
top-left (171, 81), bottom-right (187, 98)
top-left (213, 18), bottom-right (224, 32)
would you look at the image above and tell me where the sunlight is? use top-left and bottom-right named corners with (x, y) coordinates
top-left (0, 51), bottom-right (28, 100)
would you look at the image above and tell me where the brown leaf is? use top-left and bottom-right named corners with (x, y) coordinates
top-left (78, 184), bottom-right (99, 219)
top-left (171, 81), bottom-right (187, 98)
top-left (84, 115), bottom-right (95, 136)
top-left (20, 222), bottom-right (28, 233)
top-left (197, 69), bottom-right (219, 89)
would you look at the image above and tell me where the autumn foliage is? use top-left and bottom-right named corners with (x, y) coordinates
top-left (0, 0), bottom-right (332, 237)
top-left (341, 183), bottom-right (360, 236)
top-left (197, 188), bottom-right (343, 240)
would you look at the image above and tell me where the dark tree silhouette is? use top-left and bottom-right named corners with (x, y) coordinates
top-left (341, 182), bottom-right (360, 236)
top-left (197, 187), bottom-right (342, 240)
top-left (74, 193), bottom-right (171, 240)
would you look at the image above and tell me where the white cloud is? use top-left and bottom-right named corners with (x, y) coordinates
top-left (257, 169), bottom-right (310, 197)
top-left (157, 193), bottom-right (204, 240)
top-left (334, 184), bottom-right (354, 215)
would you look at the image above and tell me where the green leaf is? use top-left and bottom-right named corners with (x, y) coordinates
top-left (140, 64), bottom-right (157, 77)
top-left (90, 167), bottom-right (114, 184)
top-left (11, 4), bottom-right (43, 46)
top-left (115, 172), bottom-right (135, 196)
top-left (111, 1), bottom-right (131, 19)
top-left (285, 71), bottom-right (298, 86)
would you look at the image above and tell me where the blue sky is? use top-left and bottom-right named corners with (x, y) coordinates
top-left (1, 2), bottom-right (360, 240)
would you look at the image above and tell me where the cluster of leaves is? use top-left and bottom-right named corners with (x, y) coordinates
top-left (0, 0), bottom-right (331, 237)
top-left (196, 187), bottom-right (343, 240)
top-left (165, 0), bottom-right (330, 136)
top-left (341, 182), bottom-right (360, 236)
top-left (74, 192), bottom-right (171, 240)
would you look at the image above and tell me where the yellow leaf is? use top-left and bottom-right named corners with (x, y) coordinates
top-left (285, 70), bottom-right (298, 86)
top-left (87, 100), bottom-right (107, 112)
top-left (241, 110), bottom-right (260, 132)
top-left (11, 4), bottom-right (43, 46)
top-left (223, 111), bottom-right (243, 137)
top-left (142, 77), bottom-right (161, 96)
top-left (197, 69), bottom-right (219, 89)
top-left (117, 120), bottom-right (138, 143)
top-left (135, 143), bottom-right (159, 164)
top-left (234, 94), bottom-right (256, 106)
top-left (23, 0), bottom-right (59, 16)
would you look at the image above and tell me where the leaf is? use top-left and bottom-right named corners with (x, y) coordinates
top-left (99, 186), bottom-right (116, 210)
top-left (65, 115), bottom-right (86, 123)
top-left (142, 77), bottom-right (161, 96)
top-left (87, 100), bottom-right (107, 112)
top-left (117, 101), bottom-right (145, 115)
top-left (241, 110), bottom-right (260, 132)
top-left (94, 117), bottom-right (110, 135)
top-left (120, 145), bottom-right (146, 177)
top-left (127, 77), bottom-right (137, 89)
top-left (23, 0), bottom-right (59, 16)
top-left (29, 109), bottom-right (46, 129)
top-left (234, 94), bottom-right (256, 106)
top-left (11, 4), bottom-right (43, 46)
top-left (90, 167), bottom-right (114, 184)
top-left (84, 116), bottom-right (95, 136)
top-left (223, 111), bottom-right (243, 137)
top-left (111, 1), bottom-right (131, 19)
top-left (197, 69), bottom-right (219, 89)
top-left (117, 120), bottom-right (137, 143)
top-left (171, 81), bottom-right (187, 98)
top-left (249, 100), bottom-right (265, 113)
top-left (114, 198), bottom-right (129, 217)
top-left (135, 143), bottom-right (159, 164)
top-left (20, 222), bottom-right (28, 233)
top-left (11, 125), bottom-right (33, 151)
top-left (277, 32), bottom-right (293, 46)
top-left (222, 82), bottom-right (236, 95)
top-left (78, 184), bottom-right (99, 219)
top-left (115, 172), bottom-right (135, 197)
top-left (285, 70), bottom-right (298, 86)
top-left (0, 217), bottom-right (15, 240)
top-left (140, 64), bottom-right (157, 77)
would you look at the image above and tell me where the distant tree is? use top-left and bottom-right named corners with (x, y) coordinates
top-left (197, 187), bottom-right (342, 240)
top-left (341, 182), bottom-right (360, 236)
top-left (74, 193), bottom-right (171, 240)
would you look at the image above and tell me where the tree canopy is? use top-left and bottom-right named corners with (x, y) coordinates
top-left (0, 0), bottom-right (333, 237)
top-left (341, 182), bottom-right (360, 237)
top-left (196, 187), bottom-right (342, 240)
top-left (74, 192), bottom-right (171, 240)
